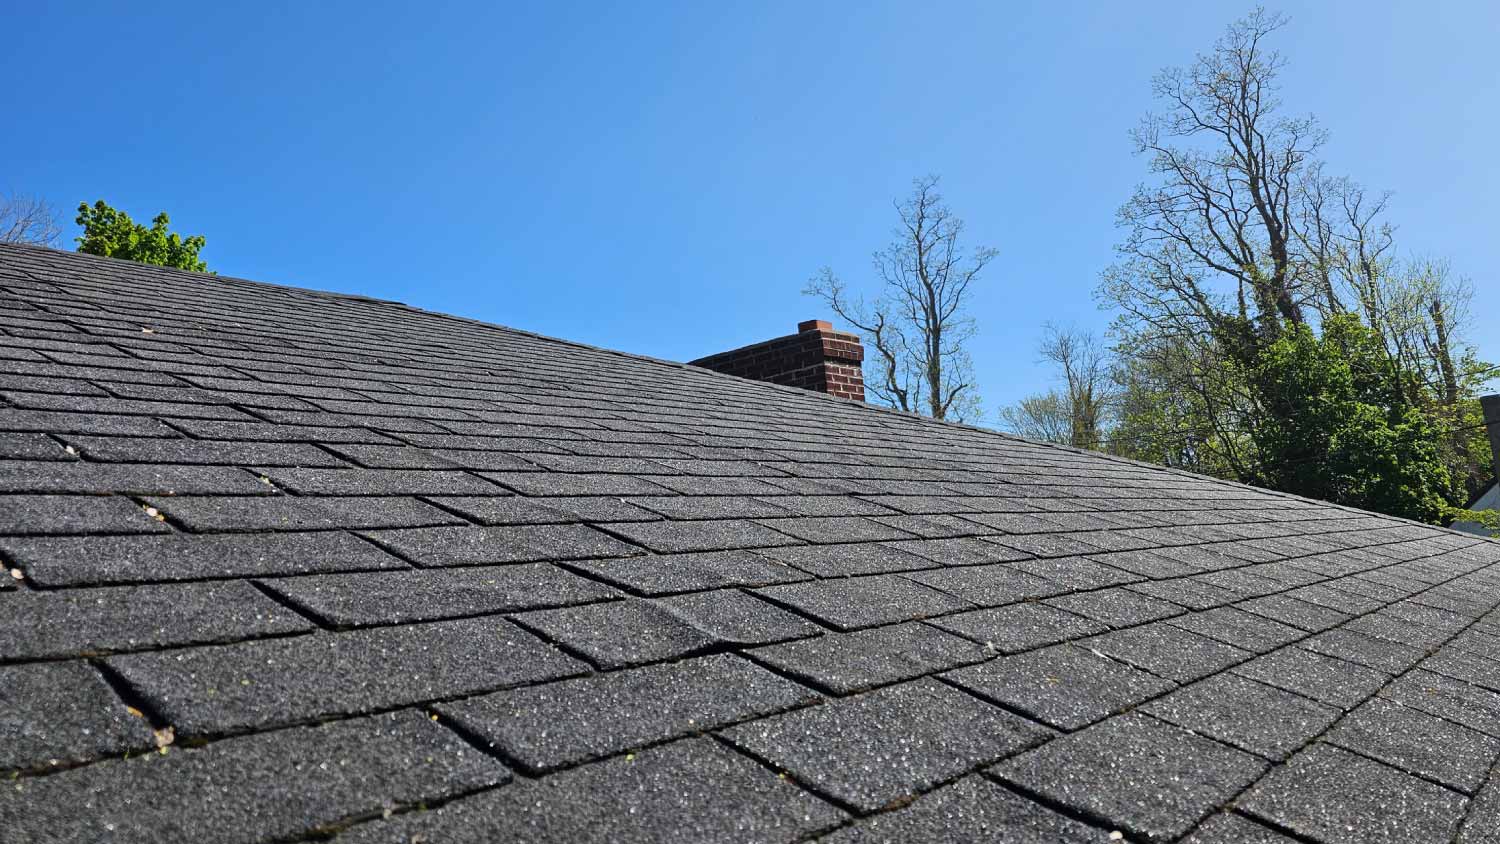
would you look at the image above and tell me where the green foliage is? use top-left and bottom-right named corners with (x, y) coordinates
top-left (1248, 314), bottom-right (1451, 523)
top-left (1441, 505), bottom-right (1500, 536)
top-left (75, 200), bottom-right (209, 272)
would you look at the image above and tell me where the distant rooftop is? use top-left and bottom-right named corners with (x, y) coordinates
top-left (1, 242), bottom-right (1499, 843)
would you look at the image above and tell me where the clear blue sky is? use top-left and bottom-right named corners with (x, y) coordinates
top-left (6, 1), bottom-right (1497, 417)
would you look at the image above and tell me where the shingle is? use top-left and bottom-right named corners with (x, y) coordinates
top-left (901, 563), bottom-right (1061, 606)
top-left (893, 537), bottom-right (1033, 567)
top-left (1010, 556), bottom-right (1142, 590)
top-left (106, 616), bottom-right (586, 736)
top-left (1141, 673), bottom-right (1340, 760)
top-left (0, 431), bottom-right (72, 460)
top-left (630, 495), bottom-right (791, 520)
top-left (0, 661), bottom-right (154, 771)
top-left (722, 678), bottom-right (1052, 813)
top-left (756, 541), bottom-right (935, 577)
top-left (657, 588), bottom-right (822, 645)
top-left (335, 737), bottom-right (845, 844)
top-left (1167, 606), bottom-right (1305, 653)
top-left (481, 470), bottom-right (673, 496)
top-left (437, 654), bottom-right (817, 772)
top-left (756, 574), bottom-right (972, 631)
top-left (320, 442), bottom-right (461, 469)
top-left (993, 713), bottom-right (1268, 842)
top-left (260, 563), bottom-right (617, 627)
top-left (0, 710), bottom-right (509, 844)
top-left (1459, 774), bottom-right (1500, 844)
top-left (753, 496), bottom-right (894, 518)
top-left (1, 529), bottom-right (406, 586)
top-left (753, 516), bottom-right (915, 544)
top-left (599, 518), bottom-right (801, 553)
top-left (1419, 646), bottom-right (1500, 693)
top-left (1326, 698), bottom-right (1500, 794)
top-left (0, 493), bottom-right (168, 535)
top-left (64, 435), bottom-right (350, 466)
top-left (1240, 744), bottom-right (1468, 844)
top-left (821, 775), bottom-right (1111, 843)
top-left (568, 550), bottom-right (810, 595)
top-left (991, 533), bottom-right (1112, 558)
top-left (1084, 622), bottom-right (1252, 683)
top-left (1302, 629), bottom-right (1428, 677)
top-left (1240, 593), bottom-right (1352, 632)
top-left (517, 593), bottom-right (815, 669)
top-left (0, 461), bottom-right (272, 494)
top-left (426, 447), bottom-right (540, 471)
top-left (258, 467), bottom-right (506, 495)
top-left (1380, 670), bottom-right (1500, 738)
top-left (165, 418), bottom-right (403, 444)
top-left (930, 603), bottom-right (1108, 653)
top-left (3, 392), bottom-right (254, 420)
top-left (0, 580), bottom-right (313, 659)
top-left (1042, 587), bottom-right (1183, 628)
top-left (431, 494), bottom-right (659, 525)
top-left (0, 408), bottom-right (178, 436)
top-left (144, 494), bottom-right (463, 531)
top-left (361, 523), bottom-right (641, 566)
top-left (750, 622), bottom-right (985, 695)
top-left (1181, 813), bottom-right (1303, 843)
top-left (943, 644), bottom-right (1175, 730)
top-left (1128, 577), bottom-right (1240, 611)
top-left (1233, 647), bottom-right (1390, 709)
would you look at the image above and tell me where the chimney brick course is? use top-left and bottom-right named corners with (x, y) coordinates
top-left (691, 320), bottom-right (865, 402)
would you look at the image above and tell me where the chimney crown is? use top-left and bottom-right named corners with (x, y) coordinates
top-left (690, 319), bottom-right (865, 402)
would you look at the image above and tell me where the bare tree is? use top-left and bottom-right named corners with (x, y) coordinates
top-left (1000, 325), bottom-right (1117, 449)
top-left (806, 176), bottom-right (997, 422)
top-left (1039, 325), bottom-right (1115, 448)
top-left (1107, 8), bottom-right (1319, 348)
top-left (998, 391), bottom-right (1072, 445)
top-left (0, 193), bottom-right (61, 246)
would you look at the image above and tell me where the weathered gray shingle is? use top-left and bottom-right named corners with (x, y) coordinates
top-left (4, 242), bottom-right (1499, 842)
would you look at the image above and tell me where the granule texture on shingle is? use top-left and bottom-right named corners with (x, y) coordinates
top-left (0, 580), bottom-right (313, 659)
top-left (335, 737), bottom-right (846, 844)
top-left (0, 493), bottom-right (169, 535)
top-left (820, 775), bottom-right (1112, 843)
top-left (106, 616), bottom-right (587, 736)
top-left (1324, 697), bottom-right (1500, 794)
top-left (756, 574), bottom-right (973, 631)
top-left (437, 654), bottom-right (817, 772)
top-left (1141, 672), bottom-right (1340, 760)
top-left (258, 563), bottom-right (618, 627)
top-left (143, 494), bottom-right (463, 532)
top-left (361, 523), bottom-right (642, 566)
top-left (567, 549), bottom-right (810, 595)
top-left (993, 713), bottom-right (1268, 842)
top-left (721, 678), bottom-right (1053, 813)
top-left (750, 622), bottom-right (985, 695)
top-left (0, 530), bottom-right (407, 586)
top-left (4, 243), bottom-right (1500, 844)
top-left (929, 602), bottom-right (1108, 653)
top-left (0, 710), bottom-right (508, 844)
top-left (0, 661), bottom-right (154, 771)
top-left (1240, 743), bottom-right (1469, 844)
top-left (944, 644), bottom-right (1175, 730)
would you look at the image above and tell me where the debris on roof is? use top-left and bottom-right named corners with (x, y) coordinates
top-left (2, 242), bottom-right (1499, 843)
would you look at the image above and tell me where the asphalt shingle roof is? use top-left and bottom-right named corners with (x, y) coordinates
top-left (2, 241), bottom-right (1500, 842)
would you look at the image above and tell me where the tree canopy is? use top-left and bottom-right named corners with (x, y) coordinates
top-left (1000, 7), bottom-right (1494, 529)
top-left (75, 200), bottom-right (209, 272)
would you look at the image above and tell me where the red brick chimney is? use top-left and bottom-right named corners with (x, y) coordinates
top-left (690, 319), bottom-right (865, 401)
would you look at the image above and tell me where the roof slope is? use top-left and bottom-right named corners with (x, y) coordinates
top-left (2, 242), bottom-right (1499, 843)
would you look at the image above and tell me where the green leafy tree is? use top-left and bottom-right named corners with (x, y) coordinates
top-left (1249, 314), bottom-right (1451, 522)
top-left (75, 200), bottom-right (209, 272)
